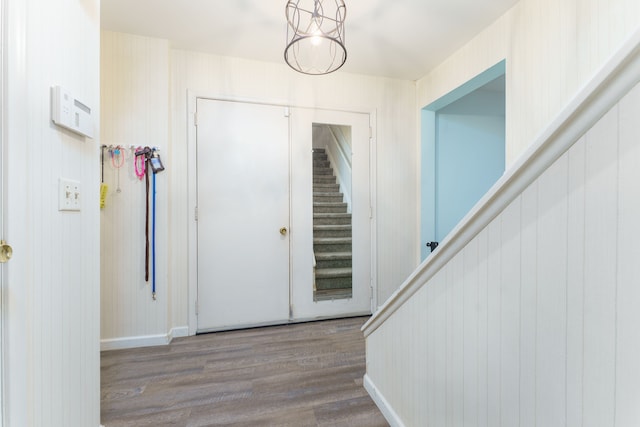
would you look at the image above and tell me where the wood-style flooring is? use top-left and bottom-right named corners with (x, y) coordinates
top-left (101, 316), bottom-right (389, 427)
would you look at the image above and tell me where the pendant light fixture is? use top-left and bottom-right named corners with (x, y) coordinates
top-left (284, 0), bottom-right (347, 75)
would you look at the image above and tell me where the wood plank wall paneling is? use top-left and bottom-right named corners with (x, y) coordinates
top-left (100, 32), bottom-right (170, 345)
top-left (5, 0), bottom-right (101, 425)
top-left (583, 104), bottom-right (618, 427)
top-left (365, 82), bottom-right (640, 427)
top-left (417, 0), bottom-right (640, 167)
top-left (566, 135), bottom-right (587, 426)
top-left (616, 85), bottom-right (640, 425)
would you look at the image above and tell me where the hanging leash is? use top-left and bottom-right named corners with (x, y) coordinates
top-left (152, 170), bottom-right (157, 300)
top-left (100, 145), bottom-right (109, 208)
top-left (134, 147), bottom-right (146, 180)
top-left (149, 149), bottom-right (164, 300)
top-left (135, 146), bottom-right (165, 299)
top-left (135, 146), bottom-right (151, 283)
top-left (144, 152), bottom-right (150, 282)
top-left (111, 145), bottom-right (125, 193)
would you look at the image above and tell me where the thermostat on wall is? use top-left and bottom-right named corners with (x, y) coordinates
top-left (51, 86), bottom-right (94, 138)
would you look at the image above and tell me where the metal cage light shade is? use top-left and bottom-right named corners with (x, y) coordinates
top-left (284, 0), bottom-right (347, 75)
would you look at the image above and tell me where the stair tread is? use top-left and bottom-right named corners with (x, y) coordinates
top-left (314, 224), bottom-right (351, 229)
top-left (314, 212), bottom-right (351, 217)
top-left (315, 267), bottom-right (352, 278)
top-left (314, 237), bottom-right (352, 243)
top-left (315, 251), bottom-right (352, 259)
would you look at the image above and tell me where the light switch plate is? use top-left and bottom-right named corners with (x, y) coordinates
top-left (59, 178), bottom-right (81, 211)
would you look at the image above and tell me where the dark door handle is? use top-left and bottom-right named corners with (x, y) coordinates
top-left (426, 241), bottom-right (439, 252)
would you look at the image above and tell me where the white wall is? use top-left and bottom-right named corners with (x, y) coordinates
top-left (417, 0), bottom-right (640, 167)
top-left (99, 32), bottom-right (417, 341)
top-left (100, 31), bottom-right (174, 349)
top-left (366, 78), bottom-right (640, 427)
top-left (4, 0), bottom-right (101, 425)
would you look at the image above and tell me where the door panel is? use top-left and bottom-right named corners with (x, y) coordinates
top-left (290, 108), bottom-right (371, 319)
top-left (196, 99), bottom-right (290, 331)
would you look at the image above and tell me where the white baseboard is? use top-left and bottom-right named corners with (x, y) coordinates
top-left (101, 326), bottom-right (190, 351)
top-left (169, 326), bottom-right (189, 340)
top-left (363, 374), bottom-right (405, 427)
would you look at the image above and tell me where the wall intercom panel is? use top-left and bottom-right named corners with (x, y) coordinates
top-left (51, 85), bottom-right (94, 138)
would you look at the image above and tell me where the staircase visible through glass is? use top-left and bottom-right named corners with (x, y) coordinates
top-left (312, 125), bottom-right (353, 301)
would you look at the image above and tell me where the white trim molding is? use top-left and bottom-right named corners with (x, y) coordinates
top-left (101, 326), bottom-right (188, 351)
top-left (363, 374), bottom-right (406, 427)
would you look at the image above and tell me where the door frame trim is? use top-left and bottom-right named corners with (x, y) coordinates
top-left (0, 0), bottom-right (7, 422)
top-left (186, 91), bottom-right (377, 335)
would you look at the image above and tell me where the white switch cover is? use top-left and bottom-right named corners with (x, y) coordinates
top-left (59, 178), bottom-right (81, 211)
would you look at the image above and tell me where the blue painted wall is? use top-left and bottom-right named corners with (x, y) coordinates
top-left (436, 92), bottom-right (505, 241)
top-left (421, 70), bottom-right (505, 260)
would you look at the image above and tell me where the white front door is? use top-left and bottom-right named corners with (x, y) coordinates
top-left (289, 108), bottom-right (372, 320)
top-left (196, 99), bottom-right (290, 332)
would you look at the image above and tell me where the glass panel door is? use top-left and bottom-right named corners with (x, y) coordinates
top-left (290, 108), bottom-right (371, 320)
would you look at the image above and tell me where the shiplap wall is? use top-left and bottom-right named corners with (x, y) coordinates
top-left (100, 32), bottom-right (172, 348)
top-left (4, 0), bottom-right (101, 425)
top-left (365, 81), bottom-right (640, 427)
top-left (417, 0), bottom-right (640, 167)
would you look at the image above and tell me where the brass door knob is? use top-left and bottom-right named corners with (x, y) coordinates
top-left (0, 240), bottom-right (13, 263)
top-left (279, 227), bottom-right (288, 235)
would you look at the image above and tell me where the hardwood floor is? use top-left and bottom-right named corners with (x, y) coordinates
top-left (101, 317), bottom-right (389, 427)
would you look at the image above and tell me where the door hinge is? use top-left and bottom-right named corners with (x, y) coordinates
top-left (195, 206), bottom-right (198, 221)
top-left (284, 106), bottom-right (290, 117)
top-left (195, 299), bottom-right (199, 315)
top-left (194, 112), bottom-right (198, 126)
top-left (369, 126), bottom-right (373, 138)
top-left (369, 206), bottom-right (373, 219)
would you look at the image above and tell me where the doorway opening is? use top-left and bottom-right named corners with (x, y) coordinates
top-left (311, 123), bottom-right (352, 301)
top-left (421, 61), bottom-right (506, 261)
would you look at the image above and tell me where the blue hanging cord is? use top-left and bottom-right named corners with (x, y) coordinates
top-left (152, 171), bottom-right (157, 300)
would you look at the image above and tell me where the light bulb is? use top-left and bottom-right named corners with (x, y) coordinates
top-left (310, 16), bottom-right (322, 46)
top-left (311, 34), bottom-right (322, 46)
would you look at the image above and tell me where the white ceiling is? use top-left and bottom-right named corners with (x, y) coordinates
top-left (101, 0), bottom-right (519, 81)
